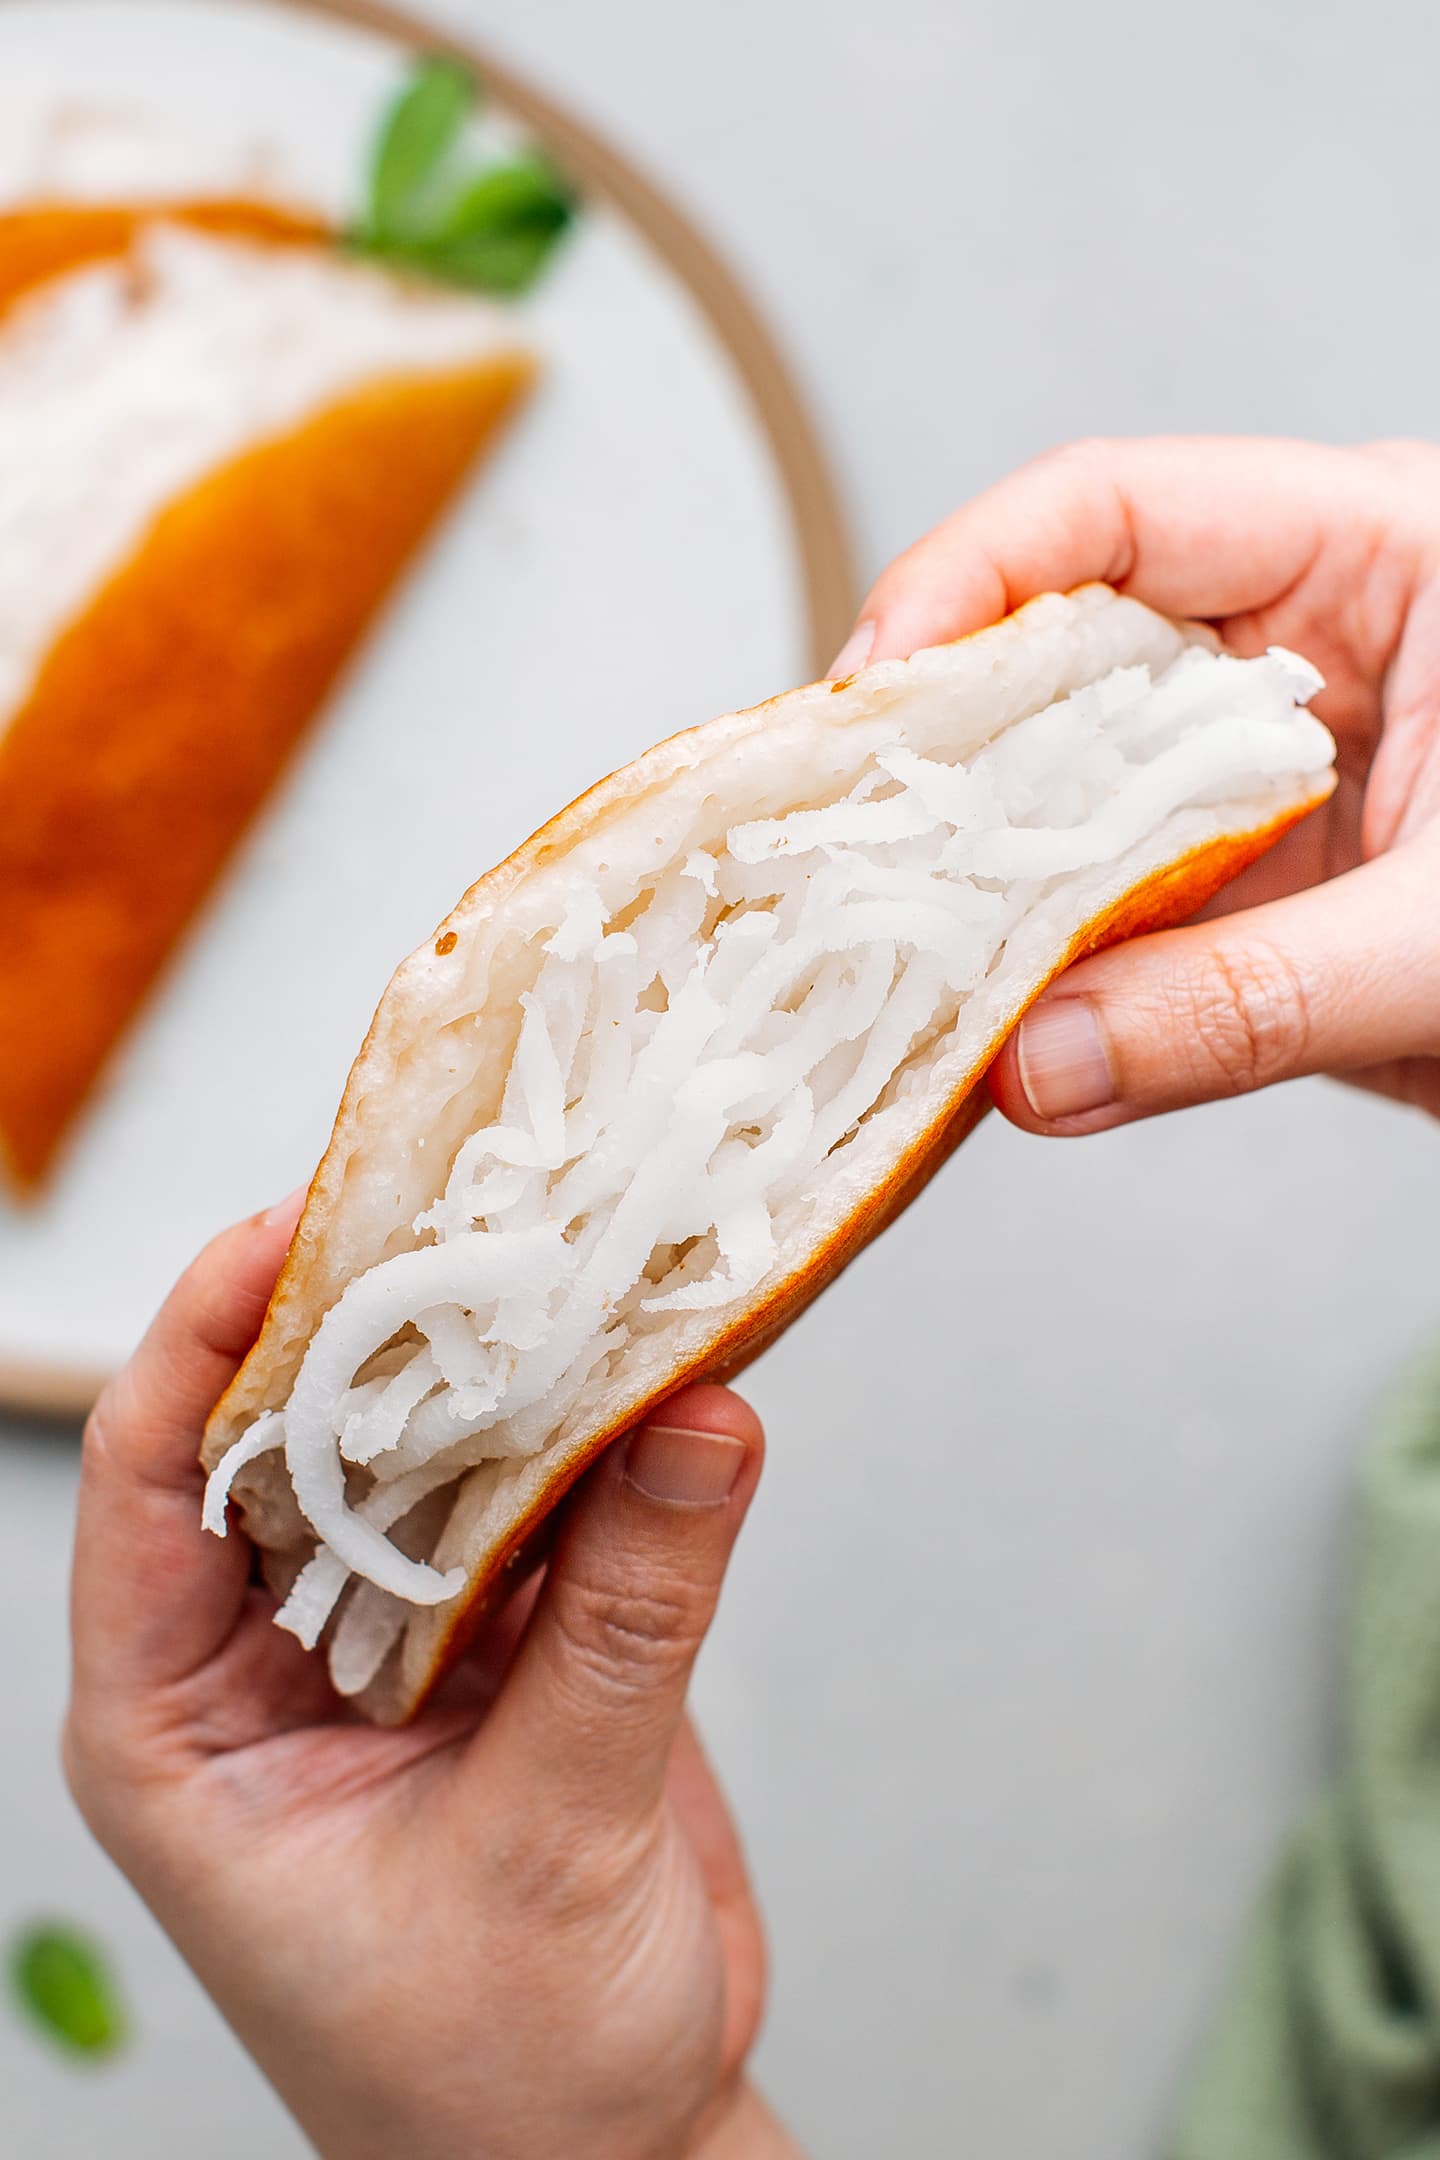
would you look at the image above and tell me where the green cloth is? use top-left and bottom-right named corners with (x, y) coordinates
top-left (1173, 1346), bottom-right (1440, 2159)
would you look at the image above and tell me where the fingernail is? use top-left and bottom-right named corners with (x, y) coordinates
top-left (626, 1424), bottom-right (747, 1507)
top-left (262, 1184), bottom-right (309, 1229)
top-left (827, 620), bottom-right (875, 680)
top-left (1015, 998), bottom-right (1117, 1120)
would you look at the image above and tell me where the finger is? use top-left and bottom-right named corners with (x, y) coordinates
top-left (70, 1190), bottom-right (304, 1702)
top-left (989, 846), bottom-right (1440, 1133)
top-left (479, 1384), bottom-right (764, 1831)
top-left (1189, 793), bottom-right (1342, 920)
top-left (830, 438), bottom-right (1419, 711)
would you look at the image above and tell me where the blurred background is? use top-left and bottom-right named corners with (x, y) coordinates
top-left (5, 1), bottom-right (1440, 2154)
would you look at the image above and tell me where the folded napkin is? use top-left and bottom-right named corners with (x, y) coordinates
top-left (1174, 1344), bottom-right (1440, 2158)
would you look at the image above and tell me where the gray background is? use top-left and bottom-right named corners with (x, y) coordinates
top-left (7, 1), bottom-right (1440, 2154)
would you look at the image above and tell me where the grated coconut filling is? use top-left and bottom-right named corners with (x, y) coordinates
top-left (204, 641), bottom-right (1331, 1693)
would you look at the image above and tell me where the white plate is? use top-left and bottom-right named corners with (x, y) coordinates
top-left (0, 0), bottom-right (849, 1406)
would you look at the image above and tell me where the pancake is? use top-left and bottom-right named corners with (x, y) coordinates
top-left (200, 586), bottom-right (1337, 1721)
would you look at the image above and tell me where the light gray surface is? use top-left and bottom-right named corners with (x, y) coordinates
top-left (5, 2), bottom-right (1440, 2156)
top-left (0, 1430), bottom-right (311, 2154)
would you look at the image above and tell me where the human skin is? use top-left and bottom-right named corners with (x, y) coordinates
top-left (64, 1195), bottom-right (804, 2160)
top-left (830, 437), bottom-right (1440, 1131)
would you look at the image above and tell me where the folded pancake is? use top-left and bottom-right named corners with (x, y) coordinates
top-left (201, 585), bottom-right (1337, 1723)
top-left (0, 204), bottom-right (533, 1191)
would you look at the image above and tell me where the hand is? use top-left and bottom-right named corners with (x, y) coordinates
top-left (832, 436), bottom-right (1440, 1130)
top-left (64, 1199), bottom-right (803, 2160)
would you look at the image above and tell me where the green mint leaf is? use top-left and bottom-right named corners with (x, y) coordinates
top-left (7, 1921), bottom-right (127, 2059)
top-left (418, 155), bottom-right (576, 294)
top-left (430, 154), bottom-right (575, 244)
top-left (367, 56), bottom-right (477, 245)
top-left (353, 65), bottom-right (578, 296)
top-left (412, 227), bottom-right (562, 296)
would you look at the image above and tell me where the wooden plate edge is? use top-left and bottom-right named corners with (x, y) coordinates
top-left (307, 0), bottom-right (859, 671)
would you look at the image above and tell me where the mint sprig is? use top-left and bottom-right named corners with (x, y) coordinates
top-left (7, 1920), bottom-right (128, 2060)
top-left (365, 55), bottom-right (473, 246)
top-left (353, 57), bottom-right (576, 297)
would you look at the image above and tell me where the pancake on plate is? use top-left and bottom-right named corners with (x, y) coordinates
top-left (0, 100), bottom-right (546, 1191)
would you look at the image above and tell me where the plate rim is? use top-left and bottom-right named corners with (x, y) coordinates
top-left (0, 0), bottom-right (857, 1423)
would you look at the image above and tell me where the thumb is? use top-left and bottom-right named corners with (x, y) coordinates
top-left (485, 1384), bottom-right (763, 1829)
top-left (990, 846), bottom-right (1440, 1131)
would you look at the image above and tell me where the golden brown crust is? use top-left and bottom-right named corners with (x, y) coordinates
top-left (0, 354), bottom-right (534, 1192)
top-left (398, 790), bottom-right (1328, 1717)
top-left (0, 199), bottom-right (329, 319)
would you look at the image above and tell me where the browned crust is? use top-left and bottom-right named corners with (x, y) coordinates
top-left (395, 789), bottom-right (1327, 1717)
top-left (0, 199), bottom-right (330, 319)
top-left (0, 352), bottom-right (533, 1192)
